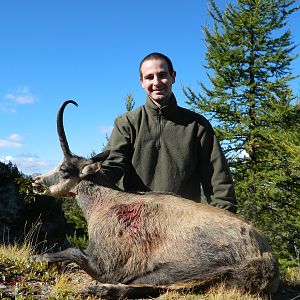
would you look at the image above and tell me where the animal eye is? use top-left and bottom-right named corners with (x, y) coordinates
top-left (59, 167), bottom-right (71, 179)
top-left (60, 166), bottom-right (70, 172)
top-left (59, 165), bottom-right (78, 178)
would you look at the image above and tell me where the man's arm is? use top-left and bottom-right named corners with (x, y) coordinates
top-left (199, 127), bottom-right (238, 213)
top-left (100, 116), bottom-right (133, 184)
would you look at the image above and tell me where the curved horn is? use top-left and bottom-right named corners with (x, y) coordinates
top-left (57, 100), bottom-right (78, 157)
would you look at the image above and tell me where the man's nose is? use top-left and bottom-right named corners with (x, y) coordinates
top-left (153, 75), bottom-right (161, 85)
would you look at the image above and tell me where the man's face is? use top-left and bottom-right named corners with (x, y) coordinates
top-left (140, 58), bottom-right (176, 103)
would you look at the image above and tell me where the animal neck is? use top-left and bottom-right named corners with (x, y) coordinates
top-left (72, 174), bottom-right (121, 220)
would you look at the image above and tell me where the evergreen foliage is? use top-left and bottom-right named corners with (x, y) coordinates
top-left (184, 0), bottom-right (300, 265)
top-left (0, 161), bottom-right (22, 186)
top-left (0, 161), bottom-right (69, 250)
top-left (62, 198), bottom-right (88, 249)
top-left (125, 92), bottom-right (135, 112)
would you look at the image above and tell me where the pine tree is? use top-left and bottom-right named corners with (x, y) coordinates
top-left (125, 93), bottom-right (135, 112)
top-left (184, 0), bottom-right (300, 265)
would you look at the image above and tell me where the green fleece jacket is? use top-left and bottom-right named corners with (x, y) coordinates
top-left (101, 94), bottom-right (237, 213)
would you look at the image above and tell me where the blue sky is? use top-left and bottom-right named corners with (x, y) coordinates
top-left (1, 0), bottom-right (299, 175)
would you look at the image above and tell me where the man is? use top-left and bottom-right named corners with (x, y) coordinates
top-left (101, 52), bottom-right (237, 213)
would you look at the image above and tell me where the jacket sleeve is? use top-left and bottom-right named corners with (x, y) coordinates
top-left (100, 115), bottom-right (133, 184)
top-left (199, 126), bottom-right (238, 213)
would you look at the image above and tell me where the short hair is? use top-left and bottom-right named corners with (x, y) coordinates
top-left (139, 52), bottom-right (174, 78)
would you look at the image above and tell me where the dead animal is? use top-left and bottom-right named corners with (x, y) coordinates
top-left (32, 100), bottom-right (279, 299)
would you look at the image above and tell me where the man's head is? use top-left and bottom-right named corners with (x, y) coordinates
top-left (139, 52), bottom-right (176, 104)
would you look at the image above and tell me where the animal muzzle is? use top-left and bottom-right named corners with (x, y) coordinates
top-left (32, 179), bottom-right (48, 195)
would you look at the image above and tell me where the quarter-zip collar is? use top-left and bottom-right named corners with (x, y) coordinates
top-left (145, 94), bottom-right (178, 150)
top-left (145, 93), bottom-right (178, 119)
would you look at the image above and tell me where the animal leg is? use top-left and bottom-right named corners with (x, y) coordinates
top-left (33, 247), bottom-right (104, 279)
top-left (33, 247), bottom-right (87, 264)
top-left (84, 283), bottom-right (162, 300)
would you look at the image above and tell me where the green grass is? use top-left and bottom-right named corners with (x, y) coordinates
top-left (283, 266), bottom-right (300, 286)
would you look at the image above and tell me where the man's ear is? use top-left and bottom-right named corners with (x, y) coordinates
top-left (172, 71), bottom-right (176, 84)
top-left (140, 77), bottom-right (145, 89)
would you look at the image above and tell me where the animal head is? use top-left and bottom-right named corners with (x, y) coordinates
top-left (32, 100), bottom-right (109, 197)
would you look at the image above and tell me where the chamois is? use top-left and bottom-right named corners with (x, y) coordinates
top-left (32, 100), bottom-right (279, 299)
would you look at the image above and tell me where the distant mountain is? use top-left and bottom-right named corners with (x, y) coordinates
top-left (29, 173), bottom-right (41, 179)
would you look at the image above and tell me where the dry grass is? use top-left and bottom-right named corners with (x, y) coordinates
top-left (50, 273), bottom-right (77, 298)
top-left (205, 285), bottom-right (266, 300)
top-left (0, 242), bottom-right (32, 263)
top-left (158, 284), bottom-right (266, 300)
top-left (0, 244), bottom-right (270, 300)
top-left (1, 242), bottom-right (300, 299)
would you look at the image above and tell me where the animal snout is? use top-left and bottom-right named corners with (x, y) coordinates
top-left (32, 177), bottom-right (47, 194)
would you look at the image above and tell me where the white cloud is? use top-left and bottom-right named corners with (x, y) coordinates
top-left (4, 86), bottom-right (36, 104)
top-left (8, 133), bottom-right (22, 142)
top-left (1, 86), bottom-right (37, 112)
top-left (237, 149), bottom-right (249, 159)
top-left (0, 153), bottom-right (56, 175)
top-left (228, 149), bottom-right (250, 161)
top-left (0, 101), bottom-right (17, 113)
top-left (98, 125), bottom-right (113, 136)
top-left (5, 93), bottom-right (34, 104)
top-left (0, 134), bottom-right (23, 149)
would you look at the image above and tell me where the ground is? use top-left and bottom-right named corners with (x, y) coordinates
top-left (1, 261), bottom-right (300, 300)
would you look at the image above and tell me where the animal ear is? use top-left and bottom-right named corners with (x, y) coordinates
top-left (91, 150), bottom-right (110, 163)
top-left (80, 161), bottom-right (102, 178)
top-left (80, 150), bottom-right (109, 178)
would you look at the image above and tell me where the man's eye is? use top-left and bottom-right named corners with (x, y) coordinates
top-left (158, 72), bottom-right (168, 78)
top-left (145, 75), bottom-right (154, 80)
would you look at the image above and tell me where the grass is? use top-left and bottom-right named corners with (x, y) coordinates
top-left (50, 273), bottom-right (77, 298)
top-left (0, 242), bottom-right (57, 299)
top-left (0, 242), bottom-right (299, 299)
top-left (0, 243), bottom-right (32, 265)
top-left (0, 241), bottom-right (98, 299)
top-left (283, 266), bottom-right (300, 286)
top-left (158, 285), bottom-right (266, 300)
